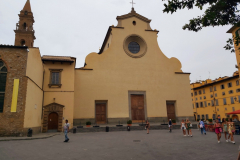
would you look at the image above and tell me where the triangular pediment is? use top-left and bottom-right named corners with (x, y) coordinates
top-left (116, 8), bottom-right (151, 23)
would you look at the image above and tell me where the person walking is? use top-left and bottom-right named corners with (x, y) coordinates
top-left (63, 119), bottom-right (70, 142)
top-left (169, 119), bottom-right (172, 132)
top-left (218, 115), bottom-right (221, 122)
top-left (180, 119), bottom-right (186, 136)
top-left (222, 118), bottom-right (228, 142)
top-left (145, 120), bottom-right (150, 134)
top-left (200, 119), bottom-right (206, 135)
top-left (227, 118), bottom-right (236, 144)
top-left (214, 119), bottom-right (222, 143)
top-left (186, 119), bottom-right (193, 137)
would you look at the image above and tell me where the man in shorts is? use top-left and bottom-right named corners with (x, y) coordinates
top-left (169, 119), bottom-right (172, 132)
top-left (63, 119), bottom-right (70, 142)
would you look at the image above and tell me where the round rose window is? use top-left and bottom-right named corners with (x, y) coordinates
top-left (128, 42), bottom-right (140, 54)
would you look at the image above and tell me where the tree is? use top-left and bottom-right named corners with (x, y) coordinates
top-left (162, 0), bottom-right (240, 52)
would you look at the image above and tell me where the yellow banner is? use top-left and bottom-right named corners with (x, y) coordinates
top-left (11, 79), bottom-right (19, 112)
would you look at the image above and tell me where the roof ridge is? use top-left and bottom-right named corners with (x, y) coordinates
top-left (116, 8), bottom-right (151, 23)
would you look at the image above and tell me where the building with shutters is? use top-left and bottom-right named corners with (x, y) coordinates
top-left (0, 0), bottom-right (193, 136)
top-left (190, 71), bottom-right (240, 121)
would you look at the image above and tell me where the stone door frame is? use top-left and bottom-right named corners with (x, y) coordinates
top-left (42, 103), bottom-right (64, 132)
top-left (128, 91), bottom-right (147, 121)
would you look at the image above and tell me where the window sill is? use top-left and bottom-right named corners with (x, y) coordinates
top-left (48, 84), bottom-right (62, 88)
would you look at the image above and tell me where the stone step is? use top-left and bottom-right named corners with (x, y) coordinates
top-left (71, 124), bottom-right (197, 133)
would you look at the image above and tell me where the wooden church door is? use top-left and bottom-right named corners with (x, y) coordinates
top-left (131, 95), bottom-right (145, 122)
top-left (48, 112), bottom-right (58, 130)
top-left (96, 103), bottom-right (106, 124)
top-left (166, 102), bottom-right (176, 120)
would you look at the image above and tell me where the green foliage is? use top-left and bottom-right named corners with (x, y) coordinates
top-left (226, 118), bottom-right (229, 121)
top-left (127, 120), bottom-right (132, 124)
top-left (208, 119), bottom-right (213, 122)
top-left (172, 119), bottom-right (176, 123)
top-left (86, 121), bottom-right (91, 125)
top-left (162, 0), bottom-right (240, 52)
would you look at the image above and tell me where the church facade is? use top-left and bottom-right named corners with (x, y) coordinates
top-left (0, 0), bottom-right (193, 136)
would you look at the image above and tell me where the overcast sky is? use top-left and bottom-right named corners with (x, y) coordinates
top-left (0, 0), bottom-right (237, 82)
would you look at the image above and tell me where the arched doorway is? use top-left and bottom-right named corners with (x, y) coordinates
top-left (48, 112), bottom-right (58, 130)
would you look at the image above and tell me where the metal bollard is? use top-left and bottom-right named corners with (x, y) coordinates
top-left (27, 128), bottom-right (32, 137)
top-left (106, 126), bottom-right (109, 132)
top-left (127, 126), bottom-right (130, 131)
top-left (73, 128), bottom-right (76, 134)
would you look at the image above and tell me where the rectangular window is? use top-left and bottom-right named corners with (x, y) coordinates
top-left (233, 107), bottom-right (235, 111)
top-left (231, 97), bottom-right (234, 104)
top-left (238, 95), bottom-right (240, 103)
top-left (236, 89), bottom-right (240, 93)
top-left (228, 82), bottom-right (232, 88)
top-left (222, 92), bottom-right (225, 95)
top-left (192, 104), bottom-right (194, 109)
top-left (214, 86), bottom-right (216, 91)
top-left (237, 80), bottom-right (239, 86)
top-left (212, 114), bottom-right (216, 120)
top-left (210, 95), bottom-right (213, 98)
top-left (202, 115), bottom-right (205, 120)
top-left (51, 72), bottom-right (60, 84)
top-left (200, 102), bottom-right (203, 107)
top-left (206, 114), bottom-right (209, 120)
top-left (215, 93), bottom-right (217, 97)
top-left (208, 102), bottom-right (210, 106)
top-left (204, 101), bottom-right (207, 107)
top-left (199, 90), bottom-right (202, 95)
top-left (221, 84), bottom-right (225, 89)
top-left (210, 87), bottom-right (213, 92)
top-left (223, 98), bottom-right (227, 105)
top-left (194, 91), bottom-right (197, 96)
top-left (191, 93), bottom-right (193, 97)
top-left (215, 99), bottom-right (219, 106)
top-left (203, 89), bottom-right (205, 94)
top-left (204, 96), bottom-right (206, 99)
top-left (200, 97), bottom-right (202, 100)
top-left (49, 69), bottom-right (63, 88)
top-left (197, 115), bottom-right (200, 120)
top-left (229, 90), bottom-right (233, 94)
top-left (211, 100), bottom-right (214, 106)
top-left (196, 103), bottom-right (199, 108)
top-left (196, 98), bottom-right (198, 100)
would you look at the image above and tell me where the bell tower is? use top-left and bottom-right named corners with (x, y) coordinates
top-left (14, 0), bottom-right (35, 47)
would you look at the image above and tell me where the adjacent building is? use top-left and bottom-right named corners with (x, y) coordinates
top-left (191, 71), bottom-right (240, 121)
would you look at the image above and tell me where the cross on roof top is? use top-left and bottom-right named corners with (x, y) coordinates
top-left (130, 0), bottom-right (135, 8)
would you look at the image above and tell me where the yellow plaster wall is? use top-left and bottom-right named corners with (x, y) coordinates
top-left (24, 79), bottom-right (43, 128)
top-left (74, 17), bottom-right (193, 120)
top-left (24, 48), bottom-right (43, 128)
top-left (43, 62), bottom-right (75, 128)
top-left (192, 76), bottom-right (240, 120)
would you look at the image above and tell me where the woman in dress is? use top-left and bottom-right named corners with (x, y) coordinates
top-left (227, 118), bottom-right (235, 144)
top-left (145, 120), bottom-right (150, 134)
top-left (180, 119), bottom-right (186, 136)
top-left (185, 119), bottom-right (193, 137)
top-left (221, 118), bottom-right (228, 142)
top-left (213, 119), bottom-right (221, 143)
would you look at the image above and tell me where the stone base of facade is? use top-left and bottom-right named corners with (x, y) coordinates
top-left (73, 116), bottom-right (196, 126)
top-left (23, 126), bottom-right (41, 136)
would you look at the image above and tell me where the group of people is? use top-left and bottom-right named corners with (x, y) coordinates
top-left (198, 118), bottom-right (236, 144)
top-left (179, 119), bottom-right (193, 137)
top-left (213, 118), bottom-right (236, 144)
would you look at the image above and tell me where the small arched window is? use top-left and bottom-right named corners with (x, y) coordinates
top-left (23, 23), bottom-right (27, 30)
top-left (0, 61), bottom-right (7, 113)
top-left (21, 39), bottom-right (26, 46)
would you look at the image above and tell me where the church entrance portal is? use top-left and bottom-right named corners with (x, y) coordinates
top-left (96, 103), bottom-right (107, 124)
top-left (131, 94), bottom-right (145, 122)
top-left (48, 112), bottom-right (58, 130)
top-left (166, 102), bottom-right (176, 120)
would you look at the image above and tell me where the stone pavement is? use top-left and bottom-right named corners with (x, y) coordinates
top-left (0, 129), bottom-right (239, 160)
top-left (0, 132), bottom-right (60, 141)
